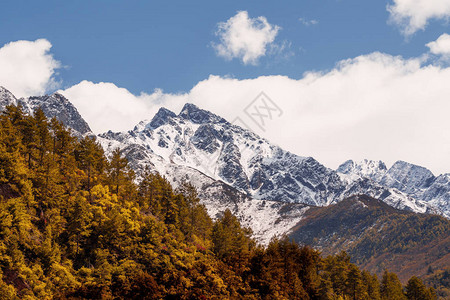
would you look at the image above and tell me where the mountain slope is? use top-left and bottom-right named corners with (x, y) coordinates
top-left (1, 87), bottom-right (448, 244)
top-left (338, 160), bottom-right (450, 218)
top-left (380, 160), bottom-right (436, 194)
top-left (0, 86), bottom-right (19, 109)
top-left (98, 103), bottom-right (432, 216)
top-left (0, 86), bottom-right (91, 135)
top-left (1, 86), bottom-right (448, 296)
top-left (337, 159), bottom-right (388, 182)
top-left (289, 195), bottom-right (450, 284)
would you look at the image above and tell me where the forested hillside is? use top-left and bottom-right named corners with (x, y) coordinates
top-left (290, 195), bottom-right (450, 298)
top-left (0, 104), bottom-right (438, 299)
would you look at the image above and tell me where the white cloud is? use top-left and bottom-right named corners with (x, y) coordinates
top-left (298, 18), bottom-right (318, 26)
top-left (184, 54), bottom-right (450, 175)
top-left (59, 81), bottom-right (187, 133)
top-left (426, 33), bottom-right (450, 59)
top-left (61, 49), bottom-right (450, 175)
top-left (388, 0), bottom-right (450, 36)
top-left (0, 39), bottom-right (61, 98)
top-left (4, 38), bottom-right (447, 175)
top-left (213, 11), bottom-right (280, 65)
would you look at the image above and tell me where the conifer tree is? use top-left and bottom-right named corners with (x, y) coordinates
top-left (18, 115), bottom-right (37, 169)
top-left (49, 117), bottom-right (75, 166)
top-left (74, 136), bottom-right (105, 200)
top-left (380, 270), bottom-right (407, 300)
top-left (176, 181), bottom-right (212, 242)
top-left (405, 276), bottom-right (437, 300)
top-left (33, 108), bottom-right (51, 166)
top-left (362, 270), bottom-right (381, 300)
top-left (346, 264), bottom-right (366, 300)
top-left (138, 169), bottom-right (163, 215)
top-left (106, 147), bottom-right (129, 195)
top-left (212, 209), bottom-right (254, 274)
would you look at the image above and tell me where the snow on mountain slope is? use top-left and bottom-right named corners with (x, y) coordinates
top-left (337, 159), bottom-right (387, 182)
top-left (97, 132), bottom-right (310, 244)
top-left (418, 174), bottom-right (450, 218)
top-left (25, 93), bottom-right (92, 134)
top-left (98, 103), bottom-right (437, 216)
top-left (337, 160), bottom-right (449, 218)
top-left (99, 104), bottom-right (338, 206)
top-left (203, 197), bottom-right (310, 245)
top-left (380, 161), bottom-right (436, 195)
top-left (1, 86), bottom-right (447, 241)
top-left (0, 86), bottom-right (19, 109)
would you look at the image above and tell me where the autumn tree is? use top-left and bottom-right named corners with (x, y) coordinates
top-left (405, 276), bottom-right (436, 300)
top-left (380, 270), bottom-right (406, 300)
top-left (106, 147), bottom-right (129, 195)
top-left (0, 103), bottom-right (439, 299)
top-left (74, 136), bottom-right (105, 200)
top-left (212, 209), bottom-right (254, 275)
top-left (362, 270), bottom-right (381, 300)
top-left (176, 181), bottom-right (212, 243)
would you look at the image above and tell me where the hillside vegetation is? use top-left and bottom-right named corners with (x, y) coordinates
top-left (0, 104), bottom-right (438, 299)
top-left (290, 195), bottom-right (450, 298)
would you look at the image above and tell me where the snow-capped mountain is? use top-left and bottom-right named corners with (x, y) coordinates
top-left (1, 86), bottom-right (449, 241)
top-left (0, 86), bottom-right (91, 135)
top-left (98, 102), bottom-right (434, 215)
top-left (380, 161), bottom-right (436, 195)
top-left (337, 159), bottom-right (450, 218)
top-left (99, 103), bottom-right (343, 206)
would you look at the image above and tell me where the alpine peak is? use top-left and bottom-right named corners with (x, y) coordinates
top-left (148, 107), bottom-right (177, 129)
top-left (178, 103), bottom-right (226, 124)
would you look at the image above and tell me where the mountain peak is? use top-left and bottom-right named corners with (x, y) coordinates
top-left (180, 102), bottom-right (199, 112)
top-left (0, 86), bottom-right (18, 109)
top-left (0, 86), bottom-right (16, 98)
top-left (148, 107), bottom-right (176, 129)
top-left (24, 93), bottom-right (92, 135)
top-left (178, 103), bottom-right (226, 124)
top-left (51, 92), bottom-right (68, 100)
top-left (388, 161), bottom-right (435, 179)
top-left (337, 159), bottom-right (387, 182)
top-left (381, 160), bottom-right (435, 193)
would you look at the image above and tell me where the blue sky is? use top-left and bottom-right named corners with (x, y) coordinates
top-left (2, 0), bottom-right (450, 174)
top-left (1, 0), bottom-right (447, 94)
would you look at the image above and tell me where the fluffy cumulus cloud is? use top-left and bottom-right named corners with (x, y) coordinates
top-left (426, 33), bottom-right (450, 59)
top-left (60, 81), bottom-right (187, 133)
top-left (388, 0), bottom-right (450, 36)
top-left (5, 38), bottom-right (450, 175)
top-left (173, 55), bottom-right (450, 175)
top-left (0, 39), bottom-right (61, 98)
top-left (61, 48), bottom-right (450, 174)
top-left (213, 11), bottom-right (280, 65)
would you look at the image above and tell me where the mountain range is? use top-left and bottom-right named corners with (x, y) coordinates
top-left (290, 194), bottom-right (450, 283)
top-left (1, 86), bottom-right (449, 241)
top-left (2, 85), bottom-right (450, 293)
